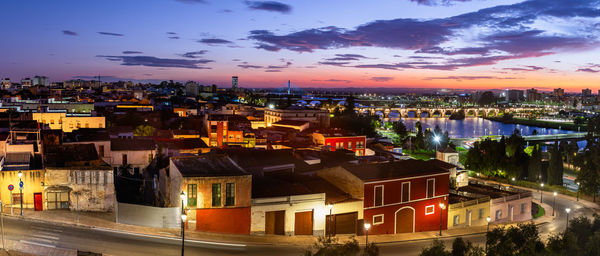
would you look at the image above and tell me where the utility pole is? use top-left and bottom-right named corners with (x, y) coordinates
top-left (0, 200), bottom-right (4, 251)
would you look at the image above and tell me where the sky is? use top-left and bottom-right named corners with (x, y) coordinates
top-left (1, 0), bottom-right (600, 91)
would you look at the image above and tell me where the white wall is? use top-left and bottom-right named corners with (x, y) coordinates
top-left (251, 193), bottom-right (327, 236)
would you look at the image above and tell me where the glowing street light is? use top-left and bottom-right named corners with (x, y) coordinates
top-left (364, 223), bottom-right (371, 245)
top-left (565, 208), bottom-right (571, 231)
top-left (486, 216), bottom-right (491, 252)
top-left (540, 183), bottom-right (544, 202)
top-left (577, 182), bottom-right (581, 202)
top-left (17, 171), bottom-right (23, 216)
top-left (180, 191), bottom-right (186, 256)
top-left (327, 204), bottom-right (333, 241)
top-left (433, 135), bottom-right (441, 151)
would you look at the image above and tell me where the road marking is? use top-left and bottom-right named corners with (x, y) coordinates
top-left (32, 234), bottom-right (60, 240)
top-left (20, 240), bottom-right (56, 248)
top-left (91, 227), bottom-right (247, 248)
top-left (35, 226), bottom-right (63, 233)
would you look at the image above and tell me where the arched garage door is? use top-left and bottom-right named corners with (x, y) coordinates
top-left (395, 207), bottom-right (415, 234)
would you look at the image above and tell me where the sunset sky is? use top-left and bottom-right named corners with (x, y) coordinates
top-left (2, 0), bottom-right (600, 91)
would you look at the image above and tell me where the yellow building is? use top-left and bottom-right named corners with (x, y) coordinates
top-left (447, 196), bottom-right (490, 229)
top-left (0, 169), bottom-right (45, 212)
top-left (32, 113), bottom-right (105, 132)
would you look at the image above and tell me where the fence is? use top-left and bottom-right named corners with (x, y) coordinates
top-left (116, 202), bottom-right (181, 229)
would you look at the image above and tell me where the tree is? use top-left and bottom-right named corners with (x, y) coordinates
top-left (304, 236), bottom-right (374, 256)
top-left (477, 91), bottom-right (496, 106)
top-left (505, 133), bottom-right (529, 179)
top-left (134, 124), bottom-right (156, 137)
top-left (528, 144), bottom-right (543, 182)
top-left (486, 223), bottom-right (545, 256)
top-left (391, 121), bottom-right (408, 145)
top-left (343, 96), bottom-right (356, 116)
top-left (420, 240), bottom-right (451, 256)
top-left (415, 121), bottom-right (425, 150)
top-left (548, 142), bottom-right (564, 186)
top-left (420, 238), bottom-right (483, 256)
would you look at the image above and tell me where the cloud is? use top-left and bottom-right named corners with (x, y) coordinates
top-left (423, 76), bottom-right (517, 81)
top-left (198, 38), bottom-right (232, 45)
top-left (167, 32), bottom-right (177, 35)
top-left (245, 1), bottom-right (291, 14)
top-left (122, 51), bottom-right (143, 54)
top-left (169, 36), bottom-right (180, 39)
top-left (370, 77), bottom-right (394, 82)
top-left (98, 32), bottom-right (124, 37)
top-left (238, 64), bottom-right (263, 69)
top-left (577, 68), bottom-right (600, 73)
top-left (502, 65), bottom-right (544, 72)
top-left (318, 61), bottom-right (350, 67)
top-left (249, 0), bottom-right (600, 69)
top-left (410, 0), bottom-right (471, 6)
top-left (325, 53), bottom-right (370, 61)
top-left (265, 69), bottom-right (282, 72)
top-left (180, 50), bottom-right (208, 58)
top-left (175, 0), bottom-right (206, 4)
top-left (62, 30), bottom-right (78, 36)
top-left (311, 79), bottom-right (352, 83)
top-left (96, 55), bottom-right (213, 69)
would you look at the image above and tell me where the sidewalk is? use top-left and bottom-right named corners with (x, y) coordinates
top-left (2, 239), bottom-right (75, 256)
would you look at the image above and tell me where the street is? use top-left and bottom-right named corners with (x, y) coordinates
top-left (0, 191), bottom-right (596, 256)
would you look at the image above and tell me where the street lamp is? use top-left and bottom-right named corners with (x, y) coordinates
top-left (181, 210), bottom-right (187, 256)
top-left (0, 200), bottom-right (4, 250)
top-left (439, 203), bottom-right (445, 236)
top-left (577, 182), bottom-right (580, 202)
top-left (433, 135), bottom-right (441, 151)
top-left (17, 171), bottom-right (23, 216)
top-left (565, 208), bottom-right (571, 231)
top-left (327, 204), bottom-right (333, 241)
top-left (552, 192), bottom-right (557, 216)
top-left (540, 183), bottom-right (544, 202)
top-left (485, 216), bottom-right (491, 252)
top-left (364, 223), bottom-right (371, 245)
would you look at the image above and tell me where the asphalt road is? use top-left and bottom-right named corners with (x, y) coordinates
top-left (0, 191), bottom-right (595, 256)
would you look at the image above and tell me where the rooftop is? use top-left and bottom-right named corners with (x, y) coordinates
top-left (171, 154), bottom-right (247, 177)
top-left (111, 138), bottom-right (155, 151)
top-left (252, 173), bottom-right (353, 204)
top-left (343, 159), bottom-right (449, 182)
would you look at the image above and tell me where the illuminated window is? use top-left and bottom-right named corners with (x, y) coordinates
top-left (425, 205), bottom-right (435, 215)
top-left (373, 214), bottom-right (384, 225)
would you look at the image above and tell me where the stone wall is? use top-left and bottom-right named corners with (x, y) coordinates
top-left (116, 202), bottom-right (181, 228)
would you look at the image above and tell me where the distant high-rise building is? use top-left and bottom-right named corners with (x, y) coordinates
top-left (21, 78), bottom-right (32, 87)
top-left (505, 89), bottom-right (524, 103)
top-left (526, 88), bottom-right (542, 102)
top-left (185, 81), bottom-right (200, 96)
top-left (582, 88), bottom-right (592, 96)
top-left (232, 76), bottom-right (238, 89)
top-left (33, 76), bottom-right (49, 86)
top-left (553, 88), bottom-right (564, 97)
top-left (1, 78), bottom-right (11, 89)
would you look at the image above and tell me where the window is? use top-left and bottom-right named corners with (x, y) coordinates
top-left (225, 183), bottom-right (235, 206)
top-left (373, 214), bottom-right (384, 225)
top-left (426, 179), bottom-right (435, 198)
top-left (122, 154), bottom-right (128, 165)
top-left (479, 208), bottom-right (484, 220)
top-left (347, 142), bottom-right (352, 150)
top-left (495, 210), bottom-right (502, 220)
top-left (374, 185), bottom-right (384, 207)
top-left (50, 119), bottom-right (54, 124)
top-left (401, 182), bottom-right (410, 203)
top-left (453, 215), bottom-right (460, 225)
top-left (99, 145), bottom-right (105, 158)
top-left (521, 203), bottom-right (526, 214)
top-left (425, 205), bottom-right (435, 215)
top-left (187, 184), bottom-right (197, 207)
top-left (212, 183), bottom-right (221, 207)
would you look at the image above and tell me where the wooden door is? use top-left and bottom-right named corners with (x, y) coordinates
top-left (34, 193), bottom-right (43, 211)
top-left (395, 208), bottom-right (414, 234)
top-left (294, 210), bottom-right (313, 235)
top-left (334, 212), bottom-right (358, 234)
top-left (265, 211), bottom-right (285, 235)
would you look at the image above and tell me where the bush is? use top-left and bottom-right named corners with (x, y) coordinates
top-left (304, 236), bottom-right (378, 256)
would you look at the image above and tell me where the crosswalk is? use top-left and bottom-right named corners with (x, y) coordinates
top-left (20, 225), bottom-right (62, 248)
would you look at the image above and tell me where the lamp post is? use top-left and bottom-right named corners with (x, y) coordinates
top-left (434, 135), bottom-right (440, 152)
top-left (552, 192), bottom-right (557, 216)
top-left (577, 182), bottom-right (580, 202)
top-left (327, 204), bottom-right (333, 241)
top-left (364, 223), bottom-right (371, 245)
top-left (540, 183), bottom-right (544, 202)
top-left (485, 216), bottom-right (491, 252)
top-left (180, 191), bottom-right (186, 256)
top-left (439, 203), bottom-right (445, 236)
top-left (565, 208), bottom-right (571, 231)
top-left (18, 171), bottom-right (23, 216)
top-left (0, 200), bottom-right (4, 251)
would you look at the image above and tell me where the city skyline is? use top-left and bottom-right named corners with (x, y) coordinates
top-left (2, 0), bottom-right (600, 91)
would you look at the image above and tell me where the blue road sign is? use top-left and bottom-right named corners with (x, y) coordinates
top-left (19, 181), bottom-right (23, 189)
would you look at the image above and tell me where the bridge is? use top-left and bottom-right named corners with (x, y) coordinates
top-left (349, 106), bottom-right (544, 118)
top-left (522, 133), bottom-right (588, 142)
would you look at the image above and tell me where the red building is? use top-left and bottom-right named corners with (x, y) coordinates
top-left (344, 160), bottom-right (449, 234)
top-left (312, 131), bottom-right (366, 156)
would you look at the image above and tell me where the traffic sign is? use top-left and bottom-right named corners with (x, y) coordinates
top-left (7, 185), bottom-right (13, 191)
top-left (19, 181), bottom-right (23, 189)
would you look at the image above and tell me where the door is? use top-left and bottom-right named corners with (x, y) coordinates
top-left (294, 210), bottom-right (313, 235)
top-left (265, 211), bottom-right (285, 235)
top-left (395, 207), bottom-right (415, 234)
top-left (466, 210), bottom-right (472, 227)
top-left (34, 193), bottom-right (43, 211)
top-left (334, 212), bottom-right (358, 235)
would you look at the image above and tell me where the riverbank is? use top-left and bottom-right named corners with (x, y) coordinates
top-left (484, 116), bottom-right (587, 132)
